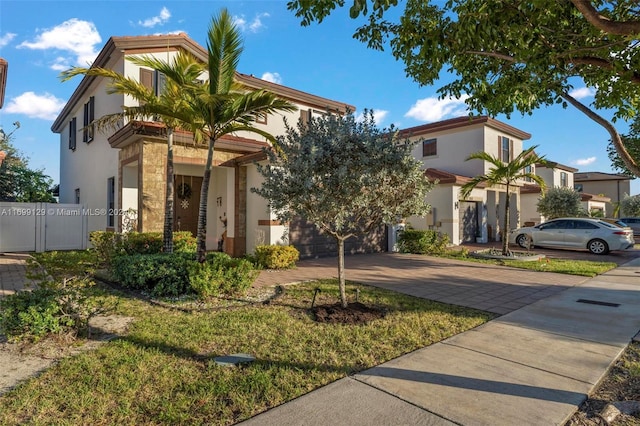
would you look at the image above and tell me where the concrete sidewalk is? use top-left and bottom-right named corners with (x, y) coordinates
top-left (241, 257), bottom-right (640, 426)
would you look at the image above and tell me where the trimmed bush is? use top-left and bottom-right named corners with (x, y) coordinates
top-left (397, 229), bottom-right (449, 255)
top-left (90, 231), bottom-right (197, 266)
top-left (111, 253), bottom-right (194, 297)
top-left (188, 257), bottom-right (257, 297)
top-left (254, 245), bottom-right (300, 269)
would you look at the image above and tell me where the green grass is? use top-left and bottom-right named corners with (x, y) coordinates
top-left (0, 280), bottom-right (492, 426)
top-left (440, 250), bottom-right (617, 277)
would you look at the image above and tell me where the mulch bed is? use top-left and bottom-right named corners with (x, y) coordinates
top-left (311, 302), bottom-right (385, 324)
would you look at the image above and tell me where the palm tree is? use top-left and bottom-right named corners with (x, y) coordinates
top-left (61, 52), bottom-right (206, 253)
top-left (190, 9), bottom-right (297, 261)
top-left (460, 145), bottom-right (549, 256)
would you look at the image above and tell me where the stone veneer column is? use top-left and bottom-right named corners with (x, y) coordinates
top-left (141, 141), bottom-right (166, 232)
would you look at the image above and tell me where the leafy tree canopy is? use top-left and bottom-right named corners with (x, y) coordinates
top-left (537, 186), bottom-right (585, 219)
top-left (288, 0), bottom-right (640, 176)
top-left (0, 123), bottom-right (56, 203)
top-left (620, 193), bottom-right (640, 216)
top-left (253, 110), bottom-right (432, 306)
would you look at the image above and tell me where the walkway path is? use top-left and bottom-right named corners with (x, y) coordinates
top-left (255, 253), bottom-right (587, 314)
top-left (0, 253), bottom-right (33, 298)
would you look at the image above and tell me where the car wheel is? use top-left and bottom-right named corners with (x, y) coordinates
top-left (516, 234), bottom-right (530, 248)
top-left (588, 239), bottom-right (609, 255)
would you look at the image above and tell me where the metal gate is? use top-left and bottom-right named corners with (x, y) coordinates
top-left (0, 202), bottom-right (88, 252)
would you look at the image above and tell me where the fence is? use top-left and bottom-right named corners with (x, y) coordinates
top-left (0, 202), bottom-right (88, 252)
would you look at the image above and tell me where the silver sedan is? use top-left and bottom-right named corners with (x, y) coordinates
top-left (509, 218), bottom-right (635, 255)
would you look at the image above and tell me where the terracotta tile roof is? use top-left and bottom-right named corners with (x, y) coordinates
top-left (399, 115), bottom-right (531, 141)
top-left (424, 168), bottom-right (486, 187)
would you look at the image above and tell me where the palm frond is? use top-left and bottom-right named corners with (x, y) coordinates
top-left (207, 9), bottom-right (243, 96)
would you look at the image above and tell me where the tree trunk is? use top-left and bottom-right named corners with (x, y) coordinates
top-left (163, 128), bottom-right (174, 253)
top-left (197, 136), bottom-right (215, 263)
top-left (503, 184), bottom-right (510, 256)
top-left (337, 237), bottom-right (348, 308)
top-left (562, 92), bottom-right (640, 177)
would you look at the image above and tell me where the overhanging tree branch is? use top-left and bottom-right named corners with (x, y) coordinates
top-left (570, 0), bottom-right (640, 36)
top-left (562, 91), bottom-right (640, 176)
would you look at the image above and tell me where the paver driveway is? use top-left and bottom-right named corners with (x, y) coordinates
top-left (254, 253), bottom-right (588, 315)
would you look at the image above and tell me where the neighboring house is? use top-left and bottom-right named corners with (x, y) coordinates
top-left (400, 116), bottom-right (531, 245)
top-left (52, 33), bottom-right (387, 258)
top-left (521, 162), bottom-right (611, 224)
top-left (574, 172), bottom-right (633, 218)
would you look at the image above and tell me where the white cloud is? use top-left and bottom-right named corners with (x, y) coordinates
top-left (5, 92), bottom-right (66, 120)
top-left (139, 7), bottom-right (171, 28)
top-left (356, 109), bottom-right (389, 125)
top-left (0, 32), bottom-right (16, 48)
top-left (18, 19), bottom-right (101, 68)
top-left (405, 95), bottom-right (470, 122)
top-left (261, 72), bottom-right (282, 84)
top-left (233, 13), bottom-right (270, 33)
top-left (573, 156), bottom-right (597, 166)
top-left (568, 87), bottom-right (596, 100)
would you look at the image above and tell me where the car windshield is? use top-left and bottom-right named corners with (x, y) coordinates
top-left (599, 221), bottom-right (618, 229)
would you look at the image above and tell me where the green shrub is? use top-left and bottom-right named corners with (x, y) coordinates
top-left (0, 289), bottom-right (69, 340)
top-left (189, 256), bottom-right (258, 297)
top-left (254, 245), bottom-right (300, 269)
top-left (0, 277), bottom-right (114, 342)
top-left (111, 253), bottom-right (194, 297)
top-left (173, 231), bottom-right (197, 253)
top-left (90, 231), bottom-right (125, 266)
top-left (123, 232), bottom-right (163, 255)
top-left (90, 231), bottom-right (197, 266)
top-left (397, 229), bottom-right (450, 255)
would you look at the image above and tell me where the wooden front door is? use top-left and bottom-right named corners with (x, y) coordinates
top-left (174, 175), bottom-right (202, 236)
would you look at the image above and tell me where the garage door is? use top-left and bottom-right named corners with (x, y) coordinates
top-left (458, 201), bottom-right (478, 243)
top-left (289, 217), bottom-right (388, 259)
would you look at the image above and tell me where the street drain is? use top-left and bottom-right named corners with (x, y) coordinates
top-left (576, 299), bottom-right (620, 307)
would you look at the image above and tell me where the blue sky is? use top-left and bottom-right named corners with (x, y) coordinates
top-left (0, 0), bottom-right (638, 195)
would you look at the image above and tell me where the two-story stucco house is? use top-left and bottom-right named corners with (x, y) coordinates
top-left (574, 172), bottom-right (633, 218)
top-left (520, 161), bottom-right (610, 223)
top-left (51, 33), bottom-right (387, 258)
top-left (400, 116), bottom-right (531, 245)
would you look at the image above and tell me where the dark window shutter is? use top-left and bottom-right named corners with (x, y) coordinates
top-left (88, 96), bottom-right (95, 141)
top-left (83, 103), bottom-right (89, 142)
top-left (69, 118), bottom-right (77, 151)
top-left (140, 68), bottom-right (153, 90)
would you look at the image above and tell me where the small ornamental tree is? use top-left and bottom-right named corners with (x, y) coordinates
top-left (537, 186), bottom-right (585, 219)
top-left (253, 110), bottom-right (433, 307)
top-left (620, 193), bottom-right (640, 217)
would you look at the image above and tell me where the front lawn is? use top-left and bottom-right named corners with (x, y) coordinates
top-left (441, 250), bottom-right (617, 277)
top-left (0, 280), bottom-right (492, 426)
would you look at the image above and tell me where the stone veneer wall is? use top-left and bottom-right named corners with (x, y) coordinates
top-left (233, 166), bottom-right (247, 257)
top-left (128, 138), bottom-right (244, 234)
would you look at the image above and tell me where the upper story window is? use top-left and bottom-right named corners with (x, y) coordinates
top-left (68, 117), bottom-right (77, 151)
top-left (500, 136), bottom-right (511, 162)
top-left (74, 188), bottom-right (80, 204)
top-left (575, 183), bottom-right (583, 192)
top-left (422, 138), bottom-right (437, 157)
top-left (140, 68), bottom-right (165, 97)
top-left (523, 165), bottom-right (534, 182)
top-left (560, 171), bottom-right (568, 187)
top-left (83, 96), bottom-right (95, 143)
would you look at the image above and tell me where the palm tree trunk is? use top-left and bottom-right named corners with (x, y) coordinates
top-left (503, 185), bottom-right (510, 256)
top-left (337, 237), bottom-right (348, 308)
top-left (197, 136), bottom-right (215, 262)
top-left (163, 128), bottom-right (174, 253)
